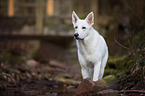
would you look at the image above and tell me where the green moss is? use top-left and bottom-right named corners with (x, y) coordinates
top-left (54, 73), bottom-right (80, 85)
top-left (104, 56), bottom-right (127, 77)
top-left (107, 56), bottom-right (128, 69)
top-left (103, 76), bottom-right (115, 83)
top-left (108, 56), bottom-right (126, 63)
top-left (104, 69), bottom-right (118, 76)
top-left (0, 51), bottom-right (25, 64)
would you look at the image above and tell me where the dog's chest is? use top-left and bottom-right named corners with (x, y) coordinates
top-left (77, 41), bottom-right (97, 63)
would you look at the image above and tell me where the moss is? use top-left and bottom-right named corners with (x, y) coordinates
top-left (104, 69), bottom-right (118, 76)
top-left (54, 73), bottom-right (80, 85)
top-left (107, 56), bottom-right (128, 69)
top-left (104, 56), bottom-right (128, 77)
top-left (103, 76), bottom-right (115, 83)
top-left (0, 51), bottom-right (25, 64)
top-left (108, 56), bottom-right (126, 63)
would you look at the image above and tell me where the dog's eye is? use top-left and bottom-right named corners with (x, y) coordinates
top-left (82, 27), bottom-right (86, 29)
top-left (75, 26), bottom-right (78, 29)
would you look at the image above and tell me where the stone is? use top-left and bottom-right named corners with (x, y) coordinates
top-left (26, 59), bottom-right (39, 68)
top-left (76, 76), bottom-right (117, 96)
top-left (49, 60), bottom-right (66, 69)
top-left (76, 79), bottom-right (109, 96)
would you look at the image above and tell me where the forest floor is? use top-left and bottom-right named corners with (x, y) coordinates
top-left (0, 58), bottom-right (144, 96)
top-left (0, 59), bottom-right (79, 96)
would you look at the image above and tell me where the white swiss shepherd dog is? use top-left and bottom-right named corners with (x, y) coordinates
top-left (72, 11), bottom-right (108, 81)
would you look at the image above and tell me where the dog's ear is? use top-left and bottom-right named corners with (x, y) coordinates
top-left (85, 12), bottom-right (94, 26)
top-left (72, 11), bottom-right (79, 24)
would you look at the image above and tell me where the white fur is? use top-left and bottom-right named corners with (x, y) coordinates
top-left (72, 11), bottom-right (108, 81)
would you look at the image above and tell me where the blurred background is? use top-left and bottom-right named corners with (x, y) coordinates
top-left (0, 0), bottom-right (144, 96)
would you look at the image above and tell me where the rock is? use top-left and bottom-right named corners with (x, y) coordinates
top-left (76, 79), bottom-right (109, 96)
top-left (26, 59), bottom-right (39, 68)
top-left (67, 85), bottom-right (75, 89)
top-left (49, 60), bottom-right (66, 69)
top-left (76, 76), bottom-right (117, 96)
top-left (76, 79), bottom-right (94, 96)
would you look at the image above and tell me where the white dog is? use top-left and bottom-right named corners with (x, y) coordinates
top-left (72, 11), bottom-right (108, 81)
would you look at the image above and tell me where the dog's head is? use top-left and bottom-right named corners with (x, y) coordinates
top-left (72, 11), bottom-right (94, 40)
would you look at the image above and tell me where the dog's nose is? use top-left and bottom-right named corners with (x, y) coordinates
top-left (74, 33), bottom-right (79, 37)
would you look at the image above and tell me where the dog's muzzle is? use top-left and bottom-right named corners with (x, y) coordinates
top-left (74, 33), bottom-right (80, 40)
top-left (74, 33), bottom-right (84, 40)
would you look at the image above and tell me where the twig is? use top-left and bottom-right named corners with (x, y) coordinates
top-left (2, 72), bottom-right (17, 85)
top-left (114, 37), bottom-right (130, 50)
top-left (119, 90), bottom-right (145, 93)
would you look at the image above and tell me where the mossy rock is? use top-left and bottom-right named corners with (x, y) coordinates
top-left (107, 56), bottom-right (128, 70)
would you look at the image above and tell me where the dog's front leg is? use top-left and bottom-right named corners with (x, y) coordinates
top-left (81, 67), bottom-right (90, 79)
top-left (93, 61), bottom-right (101, 81)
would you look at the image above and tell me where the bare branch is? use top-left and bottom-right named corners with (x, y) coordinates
top-left (114, 37), bottom-right (130, 50)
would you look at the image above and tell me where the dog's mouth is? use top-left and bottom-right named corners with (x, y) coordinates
top-left (74, 36), bottom-right (84, 40)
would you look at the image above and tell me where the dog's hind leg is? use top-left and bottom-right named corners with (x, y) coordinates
top-left (98, 52), bottom-right (108, 79)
